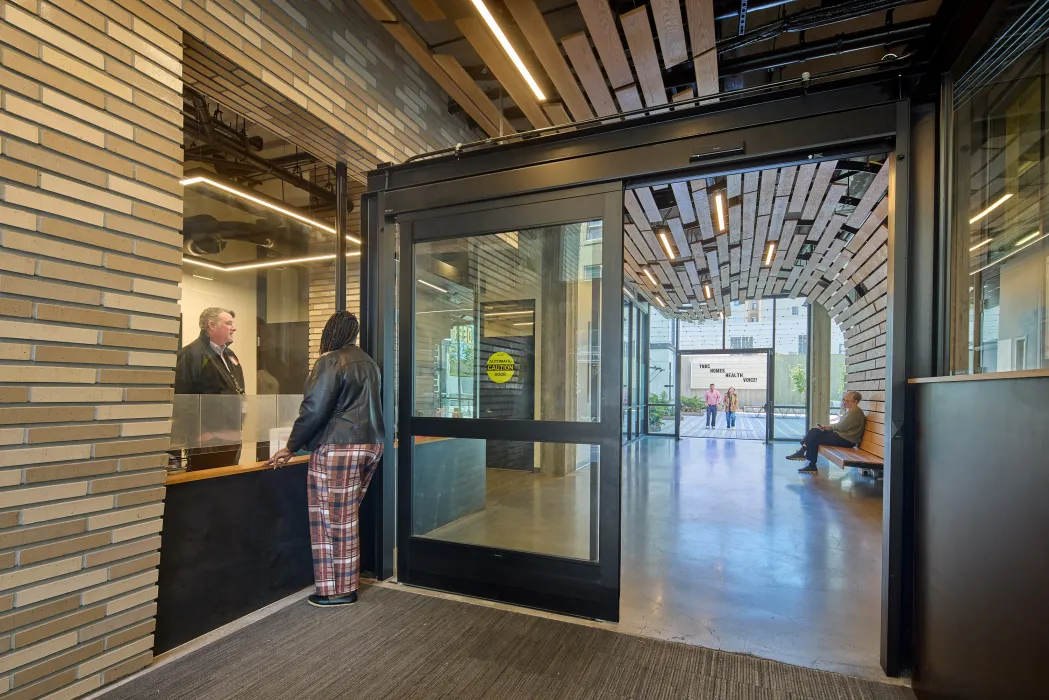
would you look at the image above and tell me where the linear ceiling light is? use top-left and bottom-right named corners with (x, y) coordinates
top-left (182, 175), bottom-right (351, 239)
top-left (703, 283), bottom-right (712, 299)
top-left (485, 310), bottom-right (533, 317)
top-left (654, 295), bottom-right (666, 307)
top-left (513, 322), bottom-right (534, 326)
top-left (1015, 230), bottom-right (1041, 247)
top-left (643, 268), bottom-right (658, 286)
top-left (469, 0), bottom-right (546, 100)
top-left (184, 250), bottom-right (361, 272)
top-left (969, 193), bottom-right (1013, 224)
top-left (623, 286), bottom-right (634, 299)
top-left (970, 231), bottom-right (1048, 276)
top-left (763, 242), bottom-right (776, 266)
top-left (714, 193), bottom-right (727, 232)
top-left (657, 227), bottom-right (676, 260)
top-left (418, 279), bottom-right (448, 293)
top-left (969, 238), bottom-right (993, 251)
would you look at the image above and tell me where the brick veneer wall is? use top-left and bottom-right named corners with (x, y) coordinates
top-left (0, 1), bottom-right (473, 699)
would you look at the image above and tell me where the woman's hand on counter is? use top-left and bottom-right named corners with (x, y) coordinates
top-left (266, 447), bottom-right (294, 469)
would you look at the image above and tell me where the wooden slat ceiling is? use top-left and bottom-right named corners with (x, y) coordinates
top-left (354, 0), bottom-right (939, 142)
top-left (624, 156), bottom-right (891, 321)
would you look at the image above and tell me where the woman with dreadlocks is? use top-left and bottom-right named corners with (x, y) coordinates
top-left (266, 311), bottom-right (385, 607)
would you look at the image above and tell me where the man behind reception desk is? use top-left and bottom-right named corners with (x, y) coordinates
top-left (174, 307), bottom-right (246, 470)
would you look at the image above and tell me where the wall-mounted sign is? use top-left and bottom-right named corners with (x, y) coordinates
top-left (486, 351), bottom-right (515, 383)
top-left (689, 354), bottom-right (766, 389)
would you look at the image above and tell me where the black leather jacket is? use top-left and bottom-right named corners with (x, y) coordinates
top-left (286, 345), bottom-right (385, 452)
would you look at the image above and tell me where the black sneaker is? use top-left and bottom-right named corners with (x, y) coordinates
top-left (785, 449), bottom-right (808, 461)
top-left (308, 591), bottom-right (358, 607)
top-left (798, 464), bottom-right (818, 473)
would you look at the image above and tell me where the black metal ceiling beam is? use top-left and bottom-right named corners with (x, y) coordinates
top-left (717, 0), bottom-right (929, 54)
top-left (658, 18), bottom-right (929, 86)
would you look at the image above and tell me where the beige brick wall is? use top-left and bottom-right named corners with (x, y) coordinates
top-left (1, 2), bottom-right (474, 700)
top-left (0, 0), bottom-right (183, 696)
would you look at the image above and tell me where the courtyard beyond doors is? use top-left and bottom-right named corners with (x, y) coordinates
top-left (679, 351), bottom-right (771, 440)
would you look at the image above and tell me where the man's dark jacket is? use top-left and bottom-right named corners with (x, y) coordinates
top-left (286, 345), bottom-right (384, 452)
top-left (175, 330), bottom-right (246, 396)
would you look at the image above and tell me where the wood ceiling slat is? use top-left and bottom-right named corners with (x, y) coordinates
top-left (706, 250), bottom-right (719, 272)
top-left (383, 22), bottom-right (500, 137)
top-left (691, 181), bottom-right (716, 241)
top-left (671, 182), bottom-right (696, 225)
top-left (621, 6), bottom-right (668, 108)
top-left (743, 170), bottom-right (759, 193)
top-left (542, 102), bottom-right (572, 126)
top-left (685, 260), bottom-right (701, 287)
top-left (562, 32), bottom-right (619, 117)
top-left (716, 226), bottom-right (729, 264)
top-left (788, 163), bottom-right (817, 215)
top-left (672, 87), bottom-right (694, 102)
top-left (684, 0), bottom-right (718, 96)
top-left (457, 18), bottom-right (552, 129)
top-left (433, 53), bottom-right (516, 135)
top-left (758, 169), bottom-right (776, 216)
top-left (635, 187), bottom-right (663, 224)
top-left (650, 0), bottom-right (689, 68)
top-left (504, 0), bottom-right (594, 122)
top-left (729, 245), bottom-right (741, 275)
top-left (615, 84), bottom-right (644, 112)
top-left (727, 173), bottom-right (742, 200)
top-left (767, 196), bottom-right (789, 242)
top-left (801, 161), bottom-right (838, 220)
top-left (667, 218), bottom-right (690, 258)
top-left (728, 202), bottom-right (741, 246)
top-left (408, 0), bottom-right (445, 21)
top-left (575, 0), bottom-right (634, 89)
top-left (776, 165), bottom-right (797, 197)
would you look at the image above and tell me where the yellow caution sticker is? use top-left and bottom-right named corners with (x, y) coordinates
top-left (486, 352), bottom-right (515, 384)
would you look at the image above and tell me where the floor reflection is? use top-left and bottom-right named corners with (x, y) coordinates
top-left (621, 437), bottom-right (885, 680)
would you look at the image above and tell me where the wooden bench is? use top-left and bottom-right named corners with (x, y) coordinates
top-left (818, 413), bottom-right (884, 476)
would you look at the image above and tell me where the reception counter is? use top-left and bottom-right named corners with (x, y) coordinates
top-left (155, 436), bottom-right (481, 653)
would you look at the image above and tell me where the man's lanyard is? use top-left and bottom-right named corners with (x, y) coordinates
top-left (212, 345), bottom-right (244, 395)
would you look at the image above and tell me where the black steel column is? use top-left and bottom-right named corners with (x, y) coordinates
top-left (335, 162), bottom-right (348, 312)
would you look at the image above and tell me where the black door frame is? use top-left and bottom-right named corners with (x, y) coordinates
top-left (365, 79), bottom-right (918, 676)
top-left (676, 348), bottom-right (774, 442)
top-left (395, 183), bottom-right (624, 621)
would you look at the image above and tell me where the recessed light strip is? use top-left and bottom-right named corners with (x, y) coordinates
top-left (714, 193), bottom-right (726, 232)
top-left (763, 242), bottom-right (776, 266)
top-left (418, 279), bottom-right (448, 293)
top-left (969, 193), bottom-right (1013, 224)
top-left (181, 175), bottom-right (360, 244)
top-left (184, 251), bottom-right (361, 272)
top-left (643, 268), bottom-right (658, 286)
top-left (469, 0), bottom-right (546, 101)
top-left (1014, 230), bottom-right (1041, 247)
top-left (623, 286), bottom-right (634, 299)
top-left (658, 229), bottom-right (676, 260)
top-left (970, 232), bottom-right (1048, 276)
top-left (485, 310), bottom-right (534, 317)
top-left (654, 295), bottom-right (666, 307)
top-left (969, 238), bottom-right (993, 251)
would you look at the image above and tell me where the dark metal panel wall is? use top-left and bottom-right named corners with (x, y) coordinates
top-left (912, 376), bottom-right (1049, 700)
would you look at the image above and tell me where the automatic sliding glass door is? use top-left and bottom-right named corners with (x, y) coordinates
top-left (397, 185), bottom-right (623, 620)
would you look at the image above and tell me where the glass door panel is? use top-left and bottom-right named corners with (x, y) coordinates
top-left (398, 186), bottom-right (622, 621)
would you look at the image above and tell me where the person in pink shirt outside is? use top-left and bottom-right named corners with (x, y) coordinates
top-left (704, 384), bottom-right (722, 429)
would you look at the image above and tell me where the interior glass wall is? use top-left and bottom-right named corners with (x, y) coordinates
top-left (170, 110), bottom-right (355, 473)
top-left (622, 293), bottom-right (648, 442)
top-left (830, 316), bottom-right (847, 420)
top-left (773, 300), bottom-right (809, 439)
top-left (647, 308), bottom-right (677, 435)
top-left (949, 4), bottom-right (1049, 375)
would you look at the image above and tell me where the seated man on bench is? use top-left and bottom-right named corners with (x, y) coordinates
top-left (787, 391), bottom-right (866, 474)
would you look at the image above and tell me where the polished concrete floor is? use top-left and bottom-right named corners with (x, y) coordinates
top-left (620, 437), bottom-right (885, 680)
top-left (422, 437), bottom-right (886, 681)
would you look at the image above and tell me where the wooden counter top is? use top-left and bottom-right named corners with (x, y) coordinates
top-left (165, 436), bottom-right (450, 485)
top-left (166, 455), bottom-right (310, 485)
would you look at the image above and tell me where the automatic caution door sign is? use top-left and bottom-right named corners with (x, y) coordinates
top-left (486, 352), bottom-right (515, 383)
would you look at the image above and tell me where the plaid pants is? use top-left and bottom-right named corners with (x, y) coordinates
top-left (307, 443), bottom-right (383, 596)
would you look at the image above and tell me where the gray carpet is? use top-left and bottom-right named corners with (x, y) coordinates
top-left (104, 586), bottom-right (914, 700)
